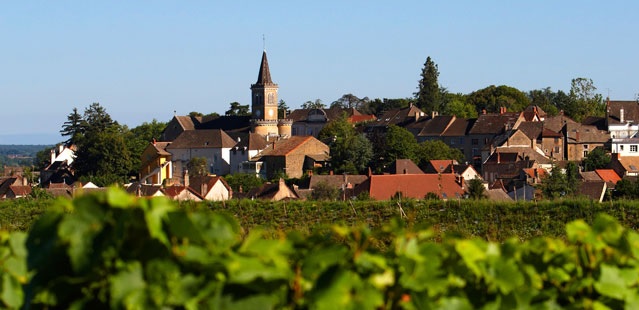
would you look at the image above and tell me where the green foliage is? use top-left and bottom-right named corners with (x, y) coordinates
top-left (318, 114), bottom-right (373, 174)
top-left (186, 157), bottom-right (208, 177)
top-left (301, 99), bottom-right (325, 109)
top-left (527, 87), bottom-right (565, 117)
top-left (441, 92), bottom-right (478, 118)
top-left (416, 140), bottom-right (465, 167)
top-left (224, 173), bottom-right (265, 193)
top-left (375, 125), bottom-right (419, 170)
top-left (3, 190), bottom-right (639, 308)
top-left (225, 101), bottom-right (250, 116)
top-left (330, 93), bottom-right (370, 111)
top-left (367, 98), bottom-right (414, 116)
top-left (277, 99), bottom-right (289, 118)
top-left (566, 77), bottom-right (605, 122)
top-left (541, 163), bottom-right (579, 199)
top-left (415, 56), bottom-right (441, 113)
top-left (124, 119), bottom-right (167, 175)
top-left (583, 147), bottom-right (611, 171)
top-left (466, 178), bottom-right (486, 200)
top-left (310, 181), bottom-right (340, 201)
top-left (466, 85), bottom-right (530, 113)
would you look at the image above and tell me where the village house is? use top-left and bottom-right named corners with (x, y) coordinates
top-left (288, 107), bottom-right (375, 137)
top-left (166, 129), bottom-right (237, 180)
top-left (139, 141), bottom-right (172, 185)
top-left (607, 100), bottom-right (639, 155)
top-left (188, 175), bottom-right (233, 201)
top-left (249, 136), bottom-right (329, 179)
top-left (244, 178), bottom-right (299, 201)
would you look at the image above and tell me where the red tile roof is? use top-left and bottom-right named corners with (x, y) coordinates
top-left (359, 174), bottom-right (464, 200)
top-left (595, 169), bottom-right (621, 184)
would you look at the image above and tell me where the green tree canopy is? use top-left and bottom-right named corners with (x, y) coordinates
top-left (224, 173), bottom-right (265, 194)
top-left (466, 177), bottom-right (486, 200)
top-left (415, 56), bottom-right (441, 113)
top-left (278, 99), bottom-right (290, 118)
top-left (186, 157), bottom-right (208, 177)
top-left (415, 140), bottom-right (465, 167)
top-left (466, 85), bottom-right (530, 114)
top-left (301, 99), bottom-right (325, 109)
top-left (318, 114), bottom-right (373, 174)
top-left (582, 147), bottom-right (610, 172)
top-left (541, 163), bottom-right (579, 200)
top-left (330, 94), bottom-right (370, 111)
top-left (60, 107), bottom-right (87, 146)
top-left (373, 125), bottom-right (419, 170)
top-left (225, 102), bottom-right (250, 116)
top-left (564, 78), bottom-right (605, 122)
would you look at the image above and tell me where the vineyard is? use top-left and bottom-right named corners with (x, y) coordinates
top-left (2, 190), bottom-right (639, 308)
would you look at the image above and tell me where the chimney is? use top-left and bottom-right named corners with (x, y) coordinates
top-left (58, 144), bottom-right (64, 154)
top-left (482, 109), bottom-right (487, 115)
top-left (239, 185), bottom-right (243, 193)
top-left (620, 107), bottom-right (625, 123)
top-left (201, 183), bottom-right (208, 196)
top-left (153, 138), bottom-right (156, 145)
top-left (497, 152), bottom-right (501, 164)
top-left (431, 111), bottom-right (439, 119)
top-left (368, 167), bottom-right (372, 177)
top-left (329, 170), bottom-right (334, 175)
top-left (50, 148), bottom-right (56, 164)
top-left (183, 169), bottom-right (189, 187)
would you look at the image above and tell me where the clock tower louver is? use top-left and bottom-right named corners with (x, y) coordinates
top-left (251, 50), bottom-right (291, 138)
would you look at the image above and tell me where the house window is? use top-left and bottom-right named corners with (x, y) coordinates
top-left (472, 139), bottom-right (478, 145)
top-left (583, 144), bottom-right (588, 150)
top-left (459, 138), bottom-right (464, 144)
top-left (554, 146), bottom-right (560, 154)
top-left (450, 139), bottom-right (455, 145)
top-left (632, 145), bottom-right (638, 153)
top-left (554, 137), bottom-right (559, 143)
top-left (583, 150), bottom-right (588, 157)
top-left (621, 145), bottom-right (625, 151)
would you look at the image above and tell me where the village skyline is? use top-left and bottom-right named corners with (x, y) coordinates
top-left (2, 2), bottom-right (639, 145)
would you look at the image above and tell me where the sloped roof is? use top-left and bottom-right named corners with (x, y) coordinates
top-left (151, 142), bottom-right (171, 156)
top-left (256, 136), bottom-right (327, 157)
top-left (167, 129), bottom-right (237, 149)
top-left (522, 168), bottom-right (548, 179)
top-left (228, 132), bottom-right (268, 151)
top-left (368, 105), bottom-right (425, 127)
top-left (388, 159), bottom-right (424, 174)
top-left (359, 174), bottom-right (464, 200)
top-left (196, 116), bottom-right (252, 132)
top-left (469, 112), bottom-right (522, 135)
top-left (426, 160), bottom-right (458, 174)
top-left (162, 185), bottom-right (204, 200)
top-left (441, 118), bottom-right (475, 137)
top-left (516, 122), bottom-right (543, 140)
top-left (595, 169), bottom-right (621, 184)
top-left (580, 171), bottom-right (602, 182)
top-left (486, 188), bottom-right (514, 201)
top-left (578, 181), bottom-right (606, 202)
top-left (543, 115), bottom-right (576, 132)
top-left (565, 123), bottom-right (609, 143)
top-left (254, 50), bottom-right (274, 85)
top-left (308, 174), bottom-right (369, 190)
top-left (175, 116), bottom-right (196, 131)
top-left (189, 175), bottom-right (231, 197)
top-left (9, 185), bottom-right (31, 196)
top-left (494, 146), bottom-right (553, 165)
top-left (416, 116), bottom-right (455, 137)
top-left (246, 179), bottom-right (298, 200)
top-left (608, 100), bottom-right (639, 125)
top-left (615, 156), bottom-right (639, 174)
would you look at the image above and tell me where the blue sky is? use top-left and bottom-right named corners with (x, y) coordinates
top-left (1, 1), bottom-right (638, 144)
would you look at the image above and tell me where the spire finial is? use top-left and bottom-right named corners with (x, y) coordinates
top-left (262, 34), bottom-right (265, 51)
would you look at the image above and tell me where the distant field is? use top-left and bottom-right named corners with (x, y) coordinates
top-left (0, 144), bottom-right (51, 167)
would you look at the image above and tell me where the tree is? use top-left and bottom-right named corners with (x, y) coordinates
top-left (466, 85), bottom-right (530, 114)
top-left (60, 107), bottom-right (86, 146)
top-left (225, 102), bottom-right (250, 116)
top-left (373, 125), bottom-right (419, 170)
top-left (83, 102), bottom-right (114, 132)
top-left (187, 157), bottom-right (208, 177)
top-left (330, 94), bottom-right (370, 111)
top-left (441, 93), bottom-right (477, 118)
top-left (415, 56), bottom-right (440, 113)
top-left (564, 78), bottom-right (604, 122)
top-left (582, 147), bottom-right (610, 171)
top-left (527, 88), bottom-right (560, 116)
top-left (367, 98), bottom-right (415, 116)
top-left (415, 140), bottom-right (464, 167)
top-left (73, 125), bottom-right (133, 186)
top-left (540, 163), bottom-right (579, 199)
top-left (224, 173), bottom-right (265, 194)
top-left (310, 181), bottom-right (340, 201)
top-left (613, 179), bottom-right (639, 199)
top-left (318, 114), bottom-right (373, 174)
top-left (301, 99), bottom-right (325, 109)
top-left (466, 178), bottom-right (486, 200)
top-left (278, 99), bottom-right (290, 118)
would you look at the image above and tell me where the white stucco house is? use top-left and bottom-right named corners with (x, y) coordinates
top-left (166, 129), bottom-right (237, 180)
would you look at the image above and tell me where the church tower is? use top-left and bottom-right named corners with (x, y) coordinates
top-left (251, 51), bottom-right (291, 138)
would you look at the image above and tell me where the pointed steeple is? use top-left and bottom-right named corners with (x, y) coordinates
top-left (255, 51), bottom-right (274, 85)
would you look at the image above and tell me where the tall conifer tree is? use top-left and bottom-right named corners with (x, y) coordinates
top-left (415, 56), bottom-right (440, 113)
